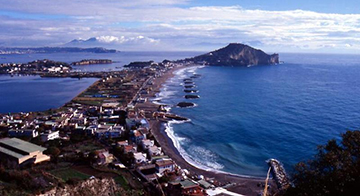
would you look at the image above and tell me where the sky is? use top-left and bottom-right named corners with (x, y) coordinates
top-left (0, 0), bottom-right (359, 53)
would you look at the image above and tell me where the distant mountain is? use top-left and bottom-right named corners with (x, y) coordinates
top-left (184, 43), bottom-right (279, 66)
top-left (0, 47), bottom-right (117, 54)
top-left (65, 36), bottom-right (159, 49)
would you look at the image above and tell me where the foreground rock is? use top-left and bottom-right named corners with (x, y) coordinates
top-left (39, 178), bottom-right (119, 196)
top-left (185, 95), bottom-right (200, 99)
top-left (181, 43), bottom-right (279, 66)
top-left (177, 102), bottom-right (195, 108)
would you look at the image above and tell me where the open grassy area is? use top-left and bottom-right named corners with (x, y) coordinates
top-left (77, 143), bottom-right (103, 152)
top-left (72, 99), bottom-right (103, 106)
top-left (50, 168), bottom-right (90, 182)
top-left (113, 176), bottom-right (129, 190)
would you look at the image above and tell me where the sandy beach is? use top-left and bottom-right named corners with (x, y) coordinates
top-left (136, 65), bottom-right (276, 196)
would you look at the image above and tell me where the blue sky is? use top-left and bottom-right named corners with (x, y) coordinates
top-left (0, 0), bottom-right (359, 53)
top-left (191, 0), bottom-right (359, 14)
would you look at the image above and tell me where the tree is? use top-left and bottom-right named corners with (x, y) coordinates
top-left (284, 130), bottom-right (360, 196)
top-left (44, 146), bottom-right (61, 157)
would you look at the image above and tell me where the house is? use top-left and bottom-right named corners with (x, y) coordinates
top-left (0, 138), bottom-right (50, 167)
top-left (8, 128), bottom-right (38, 138)
top-left (169, 179), bottom-right (206, 196)
top-left (132, 130), bottom-right (146, 144)
top-left (40, 130), bottom-right (60, 142)
top-left (123, 144), bottom-right (137, 154)
top-left (133, 152), bottom-right (147, 164)
top-left (95, 149), bottom-right (115, 165)
top-left (141, 139), bottom-right (154, 150)
top-left (94, 124), bottom-right (123, 139)
top-left (155, 159), bottom-right (175, 174)
top-left (148, 145), bottom-right (162, 157)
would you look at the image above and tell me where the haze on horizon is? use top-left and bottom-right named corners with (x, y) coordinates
top-left (0, 0), bottom-right (359, 54)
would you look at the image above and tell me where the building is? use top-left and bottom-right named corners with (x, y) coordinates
top-left (148, 145), bottom-right (162, 157)
top-left (40, 130), bottom-right (60, 142)
top-left (155, 159), bottom-right (175, 174)
top-left (8, 128), bottom-right (39, 138)
top-left (141, 139), bottom-right (154, 150)
top-left (169, 179), bottom-right (206, 196)
top-left (95, 149), bottom-right (115, 165)
top-left (0, 138), bottom-right (50, 166)
top-left (132, 130), bottom-right (146, 144)
top-left (123, 144), bottom-right (137, 154)
top-left (133, 152), bottom-right (147, 164)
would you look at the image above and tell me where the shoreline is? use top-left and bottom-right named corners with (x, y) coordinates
top-left (136, 64), bottom-right (274, 195)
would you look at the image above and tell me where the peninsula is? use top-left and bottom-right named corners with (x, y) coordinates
top-left (0, 44), bottom-right (280, 196)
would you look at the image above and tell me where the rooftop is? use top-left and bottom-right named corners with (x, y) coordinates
top-left (156, 159), bottom-right (174, 167)
top-left (0, 138), bottom-right (46, 154)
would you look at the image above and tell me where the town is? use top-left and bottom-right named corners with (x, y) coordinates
top-left (0, 59), bottom-right (259, 196)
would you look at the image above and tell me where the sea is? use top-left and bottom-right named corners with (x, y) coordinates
top-left (1, 52), bottom-right (360, 177)
top-left (0, 51), bottom-right (199, 113)
top-left (154, 53), bottom-right (360, 177)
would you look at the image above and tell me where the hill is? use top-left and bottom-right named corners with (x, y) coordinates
top-left (185, 43), bottom-right (279, 66)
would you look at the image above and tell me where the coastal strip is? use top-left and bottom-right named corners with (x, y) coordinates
top-left (135, 64), bottom-right (274, 195)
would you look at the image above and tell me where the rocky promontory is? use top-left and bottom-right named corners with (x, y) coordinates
top-left (181, 43), bottom-right (279, 66)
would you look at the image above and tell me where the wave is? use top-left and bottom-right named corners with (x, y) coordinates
top-left (156, 65), bottom-right (260, 178)
top-left (164, 121), bottom-right (258, 178)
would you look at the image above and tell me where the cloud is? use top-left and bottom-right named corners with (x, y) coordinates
top-left (64, 35), bottom-right (159, 50)
top-left (0, 1), bottom-right (359, 52)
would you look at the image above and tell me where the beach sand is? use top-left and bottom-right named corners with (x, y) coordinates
top-left (136, 65), bottom-right (276, 196)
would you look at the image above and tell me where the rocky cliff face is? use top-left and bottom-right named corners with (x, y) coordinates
top-left (38, 178), bottom-right (119, 196)
top-left (190, 43), bottom-right (279, 66)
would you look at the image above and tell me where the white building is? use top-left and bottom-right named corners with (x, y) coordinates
top-left (133, 152), bottom-right (147, 164)
top-left (155, 159), bottom-right (175, 174)
top-left (148, 145), bottom-right (162, 157)
top-left (141, 139), bottom-right (154, 150)
top-left (40, 131), bottom-right (60, 142)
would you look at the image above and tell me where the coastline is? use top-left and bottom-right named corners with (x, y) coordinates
top-left (136, 64), bottom-right (274, 195)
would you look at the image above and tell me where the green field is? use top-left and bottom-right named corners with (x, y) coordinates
top-left (113, 176), bottom-right (129, 190)
top-left (50, 168), bottom-right (90, 182)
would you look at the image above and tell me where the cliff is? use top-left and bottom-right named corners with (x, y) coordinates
top-left (188, 43), bottom-right (279, 66)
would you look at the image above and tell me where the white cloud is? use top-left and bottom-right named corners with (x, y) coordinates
top-left (0, 1), bottom-right (359, 52)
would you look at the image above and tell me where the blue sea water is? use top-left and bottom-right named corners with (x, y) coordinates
top-left (155, 53), bottom-right (360, 177)
top-left (0, 76), bottom-right (98, 113)
top-left (0, 51), bottom-right (201, 113)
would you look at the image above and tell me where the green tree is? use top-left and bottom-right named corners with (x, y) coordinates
top-left (284, 130), bottom-right (360, 196)
top-left (45, 146), bottom-right (61, 157)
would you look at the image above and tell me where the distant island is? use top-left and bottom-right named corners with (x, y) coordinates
top-left (71, 59), bottom-right (113, 66)
top-left (124, 61), bottom-right (156, 68)
top-left (0, 47), bottom-right (118, 54)
top-left (179, 43), bottom-right (279, 66)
